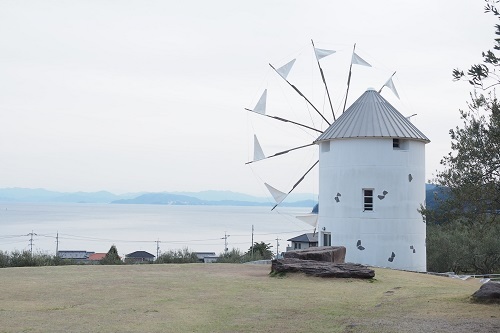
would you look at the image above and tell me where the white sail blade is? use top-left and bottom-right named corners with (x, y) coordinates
top-left (264, 183), bottom-right (287, 204)
top-left (252, 89), bottom-right (267, 115)
top-left (276, 59), bottom-right (296, 79)
top-left (383, 77), bottom-right (400, 99)
top-left (295, 214), bottom-right (318, 227)
top-left (315, 48), bottom-right (336, 60)
top-left (253, 135), bottom-right (265, 161)
top-left (351, 52), bottom-right (371, 67)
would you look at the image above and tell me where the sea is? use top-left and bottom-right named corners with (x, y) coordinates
top-left (0, 203), bottom-right (313, 257)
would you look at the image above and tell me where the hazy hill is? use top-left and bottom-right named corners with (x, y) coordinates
top-left (0, 186), bottom-right (440, 209)
top-left (0, 187), bottom-right (317, 207)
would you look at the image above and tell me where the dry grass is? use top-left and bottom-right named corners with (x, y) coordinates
top-left (0, 264), bottom-right (498, 333)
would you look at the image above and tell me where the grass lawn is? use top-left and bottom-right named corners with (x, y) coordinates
top-left (0, 263), bottom-right (498, 333)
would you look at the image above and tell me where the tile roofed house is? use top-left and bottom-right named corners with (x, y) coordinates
top-left (287, 233), bottom-right (318, 251)
top-left (88, 253), bottom-right (107, 262)
top-left (124, 251), bottom-right (155, 263)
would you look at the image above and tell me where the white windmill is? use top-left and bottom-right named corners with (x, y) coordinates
top-left (246, 42), bottom-right (429, 272)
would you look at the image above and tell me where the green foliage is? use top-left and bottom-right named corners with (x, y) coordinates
top-left (100, 245), bottom-right (123, 265)
top-left (453, 0), bottom-right (500, 89)
top-left (156, 248), bottom-right (198, 264)
top-left (0, 250), bottom-right (65, 268)
top-left (0, 251), bottom-right (9, 268)
top-left (427, 221), bottom-right (500, 274)
top-left (216, 243), bottom-right (275, 263)
top-left (216, 248), bottom-right (245, 263)
top-left (423, 1), bottom-right (500, 274)
top-left (245, 242), bottom-right (274, 260)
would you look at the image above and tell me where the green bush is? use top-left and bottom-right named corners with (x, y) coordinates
top-left (427, 219), bottom-right (500, 274)
top-left (100, 245), bottom-right (123, 265)
top-left (156, 248), bottom-right (198, 264)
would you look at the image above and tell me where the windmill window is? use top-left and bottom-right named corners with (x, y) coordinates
top-left (393, 138), bottom-right (408, 150)
top-left (321, 141), bottom-right (330, 153)
top-left (363, 189), bottom-right (373, 211)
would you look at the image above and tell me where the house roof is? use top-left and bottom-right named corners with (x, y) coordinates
top-left (315, 88), bottom-right (430, 143)
top-left (88, 253), bottom-right (106, 261)
top-left (287, 233), bottom-right (318, 243)
top-left (195, 252), bottom-right (216, 259)
top-left (125, 251), bottom-right (155, 258)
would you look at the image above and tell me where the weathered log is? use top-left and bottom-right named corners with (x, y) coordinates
top-left (284, 246), bottom-right (346, 263)
top-left (271, 258), bottom-right (374, 279)
top-left (472, 281), bottom-right (500, 303)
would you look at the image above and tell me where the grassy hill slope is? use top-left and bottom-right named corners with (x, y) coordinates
top-left (0, 264), bottom-right (498, 333)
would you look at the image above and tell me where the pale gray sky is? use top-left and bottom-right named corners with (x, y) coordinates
top-left (0, 0), bottom-right (495, 197)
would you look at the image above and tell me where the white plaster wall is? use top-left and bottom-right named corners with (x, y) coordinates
top-left (318, 138), bottom-right (427, 271)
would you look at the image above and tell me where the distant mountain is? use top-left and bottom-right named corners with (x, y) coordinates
top-left (0, 188), bottom-right (317, 208)
top-left (0, 188), bottom-right (137, 203)
top-left (173, 190), bottom-right (317, 203)
top-left (425, 183), bottom-right (449, 210)
top-left (113, 193), bottom-right (204, 205)
top-left (112, 193), bottom-right (317, 208)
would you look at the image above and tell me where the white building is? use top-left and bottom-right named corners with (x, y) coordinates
top-left (315, 88), bottom-right (430, 271)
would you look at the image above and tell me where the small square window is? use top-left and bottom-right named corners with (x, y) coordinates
top-left (393, 138), bottom-right (400, 148)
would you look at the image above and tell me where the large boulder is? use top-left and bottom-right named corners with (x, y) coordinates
top-left (271, 258), bottom-right (374, 279)
top-left (284, 246), bottom-right (346, 263)
top-left (472, 281), bottom-right (500, 303)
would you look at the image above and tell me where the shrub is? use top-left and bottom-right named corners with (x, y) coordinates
top-left (156, 248), bottom-right (198, 264)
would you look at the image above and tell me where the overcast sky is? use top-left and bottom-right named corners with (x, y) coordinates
top-left (0, 1), bottom-right (495, 197)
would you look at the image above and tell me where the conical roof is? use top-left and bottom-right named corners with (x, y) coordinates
top-left (315, 88), bottom-right (430, 143)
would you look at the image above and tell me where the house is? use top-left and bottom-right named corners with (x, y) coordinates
top-left (124, 251), bottom-right (155, 263)
top-left (57, 250), bottom-right (94, 263)
top-left (195, 252), bottom-right (218, 263)
top-left (88, 253), bottom-right (107, 263)
top-left (286, 233), bottom-right (318, 251)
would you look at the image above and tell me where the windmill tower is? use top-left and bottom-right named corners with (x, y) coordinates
top-left (314, 88), bottom-right (430, 271)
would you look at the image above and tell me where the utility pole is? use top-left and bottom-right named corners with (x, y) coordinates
top-left (251, 225), bottom-right (254, 260)
top-left (275, 236), bottom-right (281, 259)
top-left (56, 232), bottom-right (59, 257)
top-left (221, 232), bottom-right (230, 252)
top-left (27, 230), bottom-right (37, 256)
top-left (155, 239), bottom-right (161, 261)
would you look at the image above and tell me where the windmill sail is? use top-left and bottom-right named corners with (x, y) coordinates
top-left (276, 59), bottom-right (296, 79)
top-left (351, 52), bottom-right (371, 67)
top-left (253, 135), bottom-right (265, 161)
top-left (246, 142), bottom-right (316, 165)
top-left (265, 183), bottom-right (287, 205)
top-left (312, 39), bottom-right (336, 120)
top-left (379, 74), bottom-right (400, 99)
top-left (295, 214), bottom-right (318, 228)
top-left (314, 47), bottom-right (336, 60)
top-left (253, 89), bottom-right (267, 114)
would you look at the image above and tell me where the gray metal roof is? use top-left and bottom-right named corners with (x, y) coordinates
top-left (287, 233), bottom-right (318, 243)
top-left (125, 251), bottom-right (155, 258)
top-left (315, 88), bottom-right (430, 143)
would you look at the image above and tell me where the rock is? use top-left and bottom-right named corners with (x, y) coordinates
top-left (472, 281), bottom-right (500, 303)
top-left (271, 258), bottom-right (374, 279)
top-left (284, 246), bottom-right (346, 263)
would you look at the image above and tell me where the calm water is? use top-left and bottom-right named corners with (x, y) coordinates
top-left (0, 203), bottom-right (312, 257)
